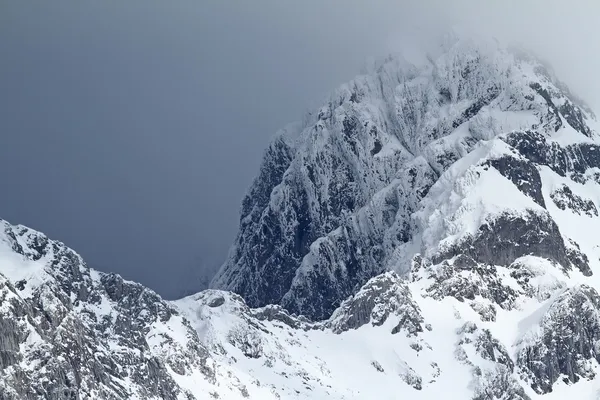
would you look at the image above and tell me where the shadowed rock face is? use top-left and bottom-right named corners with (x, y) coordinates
top-left (484, 156), bottom-right (545, 208)
top-left (550, 184), bottom-right (598, 217)
top-left (456, 322), bottom-right (531, 400)
top-left (503, 130), bottom-right (600, 179)
top-left (0, 221), bottom-right (212, 400)
top-left (517, 286), bottom-right (600, 394)
top-left (279, 157), bottom-right (437, 320)
top-left (433, 211), bottom-right (572, 272)
top-left (326, 272), bottom-right (424, 335)
top-left (420, 255), bottom-right (518, 314)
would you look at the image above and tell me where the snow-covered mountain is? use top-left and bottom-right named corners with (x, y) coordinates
top-left (4, 33), bottom-right (600, 399)
top-left (212, 34), bottom-right (600, 322)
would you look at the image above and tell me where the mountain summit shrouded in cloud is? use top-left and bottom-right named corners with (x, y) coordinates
top-left (212, 33), bottom-right (599, 319)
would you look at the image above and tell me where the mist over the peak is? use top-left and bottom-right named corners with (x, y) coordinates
top-left (0, 0), bottom-right (598, 298)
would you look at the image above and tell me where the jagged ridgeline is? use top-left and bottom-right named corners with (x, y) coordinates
top-left (4, 35), bottom-right (600, 399)
top-left (212, 37), bottom-right (600, 320)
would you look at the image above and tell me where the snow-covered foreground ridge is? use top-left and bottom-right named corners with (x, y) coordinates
top-left (4, 35), bottom-right (600, 399)
top-left (3, 219), bottom-right (600, 399)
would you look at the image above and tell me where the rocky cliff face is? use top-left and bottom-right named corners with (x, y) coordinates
top-left (0, 220), bottom-right (216, 399)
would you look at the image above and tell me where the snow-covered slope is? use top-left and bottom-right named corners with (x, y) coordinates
top-left (5, 33), bottom-right (600, 399)
top-left (4, 217), bottom-right (600, 399)
top-left (177, 264), bottom-right (600, 399)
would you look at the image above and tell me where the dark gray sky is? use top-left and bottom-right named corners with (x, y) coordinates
top-left (1, 1), bottom-right (598, 298)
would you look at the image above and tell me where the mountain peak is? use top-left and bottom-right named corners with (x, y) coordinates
top-left (212, 38), bottom-right (598, 320)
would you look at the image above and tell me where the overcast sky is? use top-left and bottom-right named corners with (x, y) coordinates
top-left (1, 1), bottom-right (599, 298)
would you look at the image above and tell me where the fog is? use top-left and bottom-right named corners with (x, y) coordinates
top-left (0, 0), bottom-right (598, 298)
